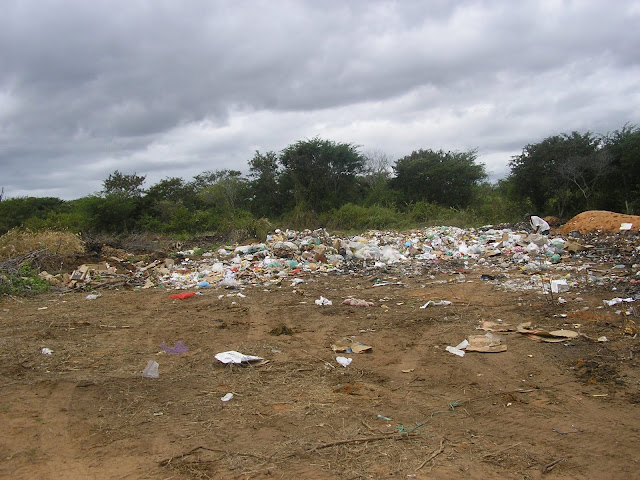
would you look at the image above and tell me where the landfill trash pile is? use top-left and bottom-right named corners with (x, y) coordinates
top-left (42, 214), bottom-right (640, 303)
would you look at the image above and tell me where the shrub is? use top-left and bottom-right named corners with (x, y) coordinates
top-left (325, 203), bottom-right (405, 231)
top-left (0, 263), bottom-right (51, 296)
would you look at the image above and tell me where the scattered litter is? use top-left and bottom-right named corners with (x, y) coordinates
top-left (197, 280), bottom-right (211, 287)
top-left (214, 351), bottom-right (266, 365)
top-left (550, 279), bottom-right (569, 293)
top-left (315, 296), bottom-right (333, 306)
top-left (85, 294), bottom-right (101, 300)
top-left (620, 223), bottom-right (633, 230)
top-left (343, 298), bottom-right (375, 307)
top-left (336, 356), bottom-right (352, 367)
top-left (170, 292), bottom-right (196, 300)
top-left (331, 338), bottom-right (372, 354)
top-left (603, 297), bottom-right (634, 307)
top-left (445, 339), bottom-right (469, 357)
top-left (160, 341), bottom-right (189, 354)
top-left (479, 320), bottom-right (515, 332)
top-left (143, 360), bottom-right (159, 378)
top-left (420, 300), bottom-right (452, 308)
top-left (219, 271), bottom-right (238, 289)
top-left (598, 336), bottom-right (609, 342)
top-left (40, 347), bottom-right (52, 355)
top-left (517, 323), bottom-right (579, 342)
top-left (221, 393), bottom-right (234, 402)
top-left (466, 333), bottom-right (507, 353)
top-left (377, 414), bottom-right (391, 421)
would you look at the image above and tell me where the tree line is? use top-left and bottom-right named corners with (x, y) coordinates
top-left (1, 125), bottom-right (638, 237)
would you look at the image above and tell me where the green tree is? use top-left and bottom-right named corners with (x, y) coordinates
top-left (0, 197), bottom-right (65, 234)
top-left (508, 132), bottom-right (600, 217)
top-left (391, 149), bottom-right (486, 209)
top-left (145, 177), bottom-right (190, 204)
top-left (279, 137), bottom-right (365, 213)
top-left (248, 150), bottom-right (282, 218)
top-left (101, 170), bottom-right (146, 198)
top-left (76, 195), bottom-right (139, 233)
top-left (361, 150), bottom-right (394, 207)
top-left (197, 170), bottom-right (248, 213)
top-left (601, 124), bottom-right (640, 213)
top-left (142, 177), bottom-right (198, 224)
top-left (555, 150), bottom-right (611, 210)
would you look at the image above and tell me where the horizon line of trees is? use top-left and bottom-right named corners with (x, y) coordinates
top-left (1, 124), bottom-right (639, 237)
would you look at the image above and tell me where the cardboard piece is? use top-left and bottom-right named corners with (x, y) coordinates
top-left (517, 324), bottom-right (579, 343)
top-left (466, 334), bottom-right (507, 353)
top-left (479, 320), bottom-right (515, 332)
top-left (70, 270), bottom-right (87, 281)
top-left (564, 241), bottom-right (593, 253)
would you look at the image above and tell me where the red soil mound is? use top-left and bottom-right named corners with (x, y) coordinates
top-left (557, 210), bottom-right (640, 234)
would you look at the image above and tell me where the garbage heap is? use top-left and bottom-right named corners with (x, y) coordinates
top-left (52, 222), bottom-right (640, 297)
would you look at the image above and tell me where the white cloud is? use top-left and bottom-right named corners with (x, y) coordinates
top-left (0, 0), bottom-right (639, 199)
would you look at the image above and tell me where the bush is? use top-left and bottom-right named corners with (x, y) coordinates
top-left (409, 201), bottom-right (478, 227)
top-left (324, 203), bottom-right (405, 231)
top-left (0, 263), bottom-right (51, 296)
top-left (280, 206), bottom-right (321, 230)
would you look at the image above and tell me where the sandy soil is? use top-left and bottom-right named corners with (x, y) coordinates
top-left (557, 210), bottom-right (640, 234)
top-left (1, 248), bottom-right (640, 479)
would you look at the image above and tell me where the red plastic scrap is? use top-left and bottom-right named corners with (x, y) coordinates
top-left (170, 292), bottom-right (197, 300)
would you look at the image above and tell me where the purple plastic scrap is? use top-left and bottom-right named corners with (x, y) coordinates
top-left (160, 341), bottom-right (189, 354)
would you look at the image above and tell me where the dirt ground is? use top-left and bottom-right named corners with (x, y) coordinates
top-left (1, 243), bottom-right (640, 480)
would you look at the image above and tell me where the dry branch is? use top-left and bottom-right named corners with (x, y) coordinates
top-left (311, 432), bottom-right (414, 451)
top-left (159, 445), bottom-right (267, 467)
top-left (542, 456), bottom-right (568, 474)
top-left (416, 437), bottom-right (446, 471)
top-left (0, 248), bottom-right (49, 274)
top-left (483, 442), bottom-right (522, 458)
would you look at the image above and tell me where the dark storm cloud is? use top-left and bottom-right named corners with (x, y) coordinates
top-left (1, 0), bottom-right (639, 198)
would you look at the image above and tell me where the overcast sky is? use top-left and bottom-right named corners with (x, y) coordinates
top-left (1, 0), bottom-right (639, 200)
